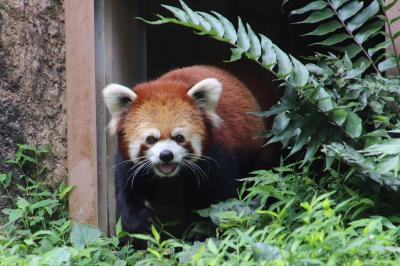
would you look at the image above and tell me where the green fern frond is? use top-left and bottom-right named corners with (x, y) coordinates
top-left (141, 0), bottom-right (310, 88)
top-left (288, 0), bottom-right (382, 73)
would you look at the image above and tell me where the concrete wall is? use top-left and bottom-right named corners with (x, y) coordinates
top-left (0, 0), bottom-right (66, 183)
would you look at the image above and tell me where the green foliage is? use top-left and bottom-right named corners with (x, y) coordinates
top-left (141, 0), bottom-right (400, 190)
top-left (0, 146), bottom-right (400, 265)
top-left (0, 145), bottom-right (139, 265)
top-left (119, 168), bottom-right (400, 265)
top-left (285, 0), bottom-right (400, 74)
top-left (1, 146), bottom-right (400, 264)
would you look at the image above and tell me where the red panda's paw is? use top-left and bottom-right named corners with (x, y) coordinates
top-left (121, 206), bottom-right (153, 235)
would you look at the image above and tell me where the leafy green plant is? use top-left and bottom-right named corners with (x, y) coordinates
top-left (141, 0), bottom-right (400, 190)
top-left (0, 145), bottom-right (138, 265)
top-left (123, 168), bottom-right (400, 265)
top-left (284, 0), bottom-right (400, 74)
top-left (1, 145), bottom-right (400, 264)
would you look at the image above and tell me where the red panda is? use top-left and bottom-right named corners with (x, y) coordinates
top-left (103, 65), bottom-right (270, 236)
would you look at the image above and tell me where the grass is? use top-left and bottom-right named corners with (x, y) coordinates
top-left (1, 144), bottom-right (400, 265)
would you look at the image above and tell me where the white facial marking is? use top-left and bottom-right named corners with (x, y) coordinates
top-left (128, 140), bottom-right (141, 163)
top-left (145, 128), bottom-right (161, 139)
top-left (128, 128), bottom-right (160, 162)
top-left (147, 140), bottom-right (185, 164)
top-left (192, 134), bottom-right (202, 156)
top-left (171, 127), bottom-right (187, 137)
top-left (147, 139), bottom-right (186, 177)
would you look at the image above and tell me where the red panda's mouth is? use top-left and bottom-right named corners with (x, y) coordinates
top-left (155, 163), bottom-right (178, 175)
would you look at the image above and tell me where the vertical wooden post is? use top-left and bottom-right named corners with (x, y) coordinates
top-left (65, 0), bottom-right (98, 226)
top-left (65, 0), bottom-right (146, 234)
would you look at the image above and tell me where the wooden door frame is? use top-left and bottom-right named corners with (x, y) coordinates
top-left (65, 0), bottom-right (145, 235)
top-left (64, 0), bottom-right (400, 235)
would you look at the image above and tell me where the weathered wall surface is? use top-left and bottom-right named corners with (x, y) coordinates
top-left (0, 0), bottom-right (66, 183)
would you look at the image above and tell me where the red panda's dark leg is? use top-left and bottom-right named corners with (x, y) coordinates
top-left (114, 152), bottom-right (153, 236)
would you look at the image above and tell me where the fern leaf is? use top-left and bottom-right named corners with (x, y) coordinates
top-left (303, 21), bottom-right (342, 36)
top-left (331, 0), bottom-right (351, 9)
top-left (296, 8), bottom-right (335, 24)
top-left (290, 1), bottom-right (328, 15)
top-left (212, 11), bottom-right (237, 44)
top-left (346, 0), bottom-right (380, 32)
top-left (290, 0), bottom-right (383, 74)
top-left (338, 1), bottom-right (364, 21)
top-left (237, 18), bottom-right (250, 53)
top-left (247, 24), bottom-right (262, 59)
top-left (313, 33), bottom-right (351, 46)
top-left (198, 12), bottom-right (224, 37)
top-left (354, 21), bottom-right (384, 45)
top-left (260, 35), bottom-right (277, 69)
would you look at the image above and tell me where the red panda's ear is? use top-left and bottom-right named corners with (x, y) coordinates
top-left (103, 83), bottom-right (137, 134)
top-left (187, 78), bottom-right (223, 128)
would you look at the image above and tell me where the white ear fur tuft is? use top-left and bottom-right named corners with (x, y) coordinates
top-left (187, 78), bottom-right (223, 128)
top-left (103, 83), bottom-right (137, 134)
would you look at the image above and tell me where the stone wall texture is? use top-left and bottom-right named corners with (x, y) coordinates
top-left (0, 0), bottom-right (66, 183)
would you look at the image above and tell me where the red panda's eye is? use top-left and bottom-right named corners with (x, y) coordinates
top-left (146, 136), bottom-right (158, 145)
top-left (174, 134), bottom-right (185, 143)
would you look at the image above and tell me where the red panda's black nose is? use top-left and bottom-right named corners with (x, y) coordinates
top-left (160, 150), bottom-right (174, 162)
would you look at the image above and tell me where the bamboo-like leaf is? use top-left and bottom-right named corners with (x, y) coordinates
top-left (179, 0), bottom-right (200, 25)
top-left (290, 1), bottom-right (328, 15)
top-left (274, 45), bottom-right (293, 77)
top-left (198, 12), bottom-right (224, 37)
top-left (247, 24), bottom-right (262, 59)
top-left (260, 35), bottom-right (277, 68)
top-left (338, 43), bottom-right (362, 59)
top-left (301, 134), bottom-right (322, 166)
top-left (251, 104), bottom-right (290, 117)
top-left (331, 0), bottom-right (351, 9)
top-left (331, 109), bottom-right (348, 126)
top-left (228, 47), bottom-right (244, 62)
top-left (318, 87), bottom-right (334, 112)
top-left (354, 20), bottom-right (384, 44)
top-left (313, 33), bottom-right (351, 46)
top-left (346, 0), bottom-right (380, 32)
top-left (212, 11), bottom-right (237, 44)
top-left (288, 126), bottom-right (315, 157)
top-left (272, 113), bottom-right (290, 133)
top-left (297, 8), bottom-right (335, 24)
top-left (354, 56), bottom-right (371, 70)
top-left (162, 5), bottom-right (189, 23)
top-left (375, 156), bottom-right (400, 175)
top-left (362, 139), bottom-right (400, 156)
top-left (378, 56), bottom-right (398, 72)
top-left (237, 18), bottom-right (250, 52)
top-left (303, 21), bottom-right (342, 36)
top-left (289, 55), bottom-right (310, 87)
top-left (338, 1), bottom-right (364, 21)
top-left (196, 13), bottom-right (212, 31)
top-left (345, 112), bottom-right (362, 138)
top-left (368, 40), bottom-right (391, 56)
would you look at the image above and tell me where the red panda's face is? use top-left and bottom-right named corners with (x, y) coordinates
top-left (121, 97), bottom-right (206, 177)
top-left (103, 78), bottom-right (222, 178)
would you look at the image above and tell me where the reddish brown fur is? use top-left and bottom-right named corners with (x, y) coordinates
top-left (117, 65), bottom-right (265, 158)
